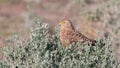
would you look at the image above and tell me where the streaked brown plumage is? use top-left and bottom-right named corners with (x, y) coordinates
top-left (59, 20), bottom-right (96, 47)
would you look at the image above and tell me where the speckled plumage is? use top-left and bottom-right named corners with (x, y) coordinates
top-left (60, 20), bottom-right (96, 47)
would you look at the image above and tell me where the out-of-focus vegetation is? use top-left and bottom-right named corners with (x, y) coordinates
top-left (0, 0), bottom-right (120, 67)
top-left (76, 0), bottom-right (120, 61)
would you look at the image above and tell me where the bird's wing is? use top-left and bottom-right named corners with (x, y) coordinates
top-left (71, 30), bottom-right (95, 43)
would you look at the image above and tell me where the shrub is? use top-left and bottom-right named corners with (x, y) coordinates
top-left (0, 19), bottom-right (119, 68)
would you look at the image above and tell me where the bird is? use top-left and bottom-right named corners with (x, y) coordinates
top-left (59, 20), bottom-right (96, 47)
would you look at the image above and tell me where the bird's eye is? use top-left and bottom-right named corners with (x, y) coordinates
top-left (60, 21), bottom-right (65, 26)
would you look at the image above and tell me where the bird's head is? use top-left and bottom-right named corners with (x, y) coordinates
top-left (60, 20), bottom-right (69, 26)
top-left (60, 20), bottom-right (75, 30)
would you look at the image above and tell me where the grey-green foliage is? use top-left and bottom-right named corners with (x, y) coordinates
top-left (0, 19), bottom-right (119, 68)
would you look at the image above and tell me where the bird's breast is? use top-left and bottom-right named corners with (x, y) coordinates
top-left (60, 30), bottom-right (72, 46)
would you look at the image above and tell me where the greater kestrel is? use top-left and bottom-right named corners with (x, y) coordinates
top-left (59, 20), bottom-right (96, 47)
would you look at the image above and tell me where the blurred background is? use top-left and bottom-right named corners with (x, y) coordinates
top-left (0, 0), bottom-right (120, 60)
